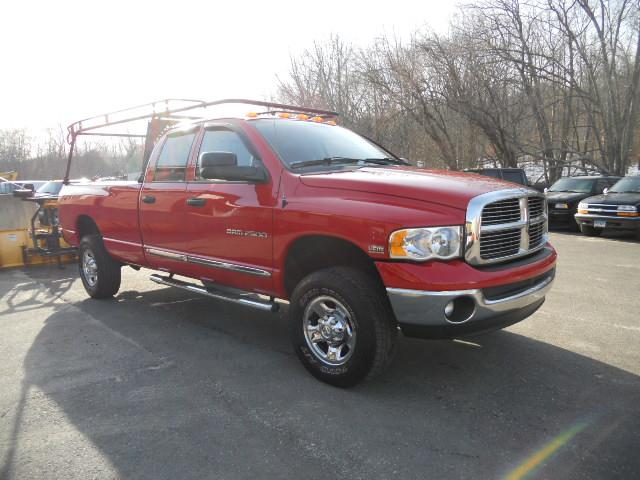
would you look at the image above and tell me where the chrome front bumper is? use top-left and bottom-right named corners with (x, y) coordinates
top-left (386, 272), bottom-right (554, 331)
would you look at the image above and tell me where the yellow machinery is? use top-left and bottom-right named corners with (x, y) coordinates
top-left (0, 186), bottom-right (76, 269)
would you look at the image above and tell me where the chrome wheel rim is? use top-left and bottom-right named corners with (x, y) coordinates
top-left (303, 295), bottom-right (356, 366)
top-left (82, 250), bottom-right (98, 287)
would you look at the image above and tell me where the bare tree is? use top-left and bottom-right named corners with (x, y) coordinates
top-left (548, 0), bottom-right (640, 175)
top-left (277, 1), bottom-right (639, 180)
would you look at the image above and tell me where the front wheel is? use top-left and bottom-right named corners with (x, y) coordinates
top-left (569, 217), bottom-right (581, 231)
top-left (78, 234), bottom-right (122, 298)
top-left (579, 224), bottom-right (602, 236)
top-left (289, 267), bottom-right (397, 387)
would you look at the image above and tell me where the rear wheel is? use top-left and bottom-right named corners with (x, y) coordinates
top-left (579, 224), bottom-right (602, 236)
top-left (78, 234), bottom-right (121, 298)
top-left (289, 267), bottom-right (397, 387)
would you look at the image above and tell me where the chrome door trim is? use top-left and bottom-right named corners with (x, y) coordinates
top-left (146, 247), bottom-right (187, 261)
top-left (103, 237), bottom-right (143, 248)
top-left (144, 247), bottom-right (271, 277)
top-left (187, 254), bottom-right (271, 277)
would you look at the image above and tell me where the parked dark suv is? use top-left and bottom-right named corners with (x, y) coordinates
top-left (575, 176), bottom-right (640, 239)
top-left (464, 168), bottom-right (528, 186)
top-left (546, 176), bottom-right (620, 230)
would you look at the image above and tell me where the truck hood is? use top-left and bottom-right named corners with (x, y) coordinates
top-left (546, 191), bottom-right (592, 204)
top-left (582, 192), bottom-right (640, 207)
top-left (299, 167), bottom-right (526, 210)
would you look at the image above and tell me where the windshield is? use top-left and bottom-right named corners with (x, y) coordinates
top-left (36, 181), bottom-right (63, 195)
top-left (609, 176), bottom-right (640, 193)
top-left (252, 119), bottom-right (393, 170)
top-left (548, 177), bottom-right (595, 193)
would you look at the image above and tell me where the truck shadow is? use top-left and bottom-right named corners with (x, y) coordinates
top-left (0, 267), bottom-right (75, 316)
top-left (5, 278), bottom-right (640, 479)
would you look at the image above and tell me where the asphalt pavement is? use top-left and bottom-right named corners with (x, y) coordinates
top-left (0, 231), bottom-right (639, 479)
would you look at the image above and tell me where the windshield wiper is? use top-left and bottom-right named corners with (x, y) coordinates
top-left (290, 157), bottom-right (361, 169)
top-left (290, 156), bottom-right (406, 170)
top-left (360, 157), bottom-right (408, 165)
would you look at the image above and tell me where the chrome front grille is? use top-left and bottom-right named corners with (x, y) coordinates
top-left (465, 189), bottom-right (548, 266)
top-left (481, 198), bottom-right (521, 225)
top-left (480, 227), bottom-right (521, 259)
top-left (583, 203), bottom-right (618, 215)
top-left (528, 196), bottom-right (544, 219)
top-left (528, 221), bottom-right (545, 248)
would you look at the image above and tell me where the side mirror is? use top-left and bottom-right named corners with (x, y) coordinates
top-left (200, 151), bottom-right (267, 182)
top-left (543, 187), bottom-right (548, 194)
top-left (603, 187), bottom-right (609, 195)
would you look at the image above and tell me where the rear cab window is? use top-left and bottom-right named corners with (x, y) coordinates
top-left (152, 132), bottom-right (196, 182)
top-left (501, 171), bottom-right (526, 185)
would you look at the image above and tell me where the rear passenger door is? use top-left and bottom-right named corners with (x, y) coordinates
top-left (139, 129), bottom-right (197, 273)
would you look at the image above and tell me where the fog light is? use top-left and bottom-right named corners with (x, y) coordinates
top-left (444, 296), bottom-right (476, 324)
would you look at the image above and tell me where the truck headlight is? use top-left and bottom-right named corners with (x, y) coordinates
top-left (389, 226), bottom-right (462, 261)
top-left (577, 202), bottom-right (588, 214)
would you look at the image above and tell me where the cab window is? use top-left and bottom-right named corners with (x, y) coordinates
top-left (595, 179), bottom-right (608, 192)
top-left (153, 132), bottom-right (196, 182)
top-left (196, 129), bottom-right (256, 180)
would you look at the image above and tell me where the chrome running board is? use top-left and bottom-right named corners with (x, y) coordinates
top-left (150, 274), bottom-right (279, 312)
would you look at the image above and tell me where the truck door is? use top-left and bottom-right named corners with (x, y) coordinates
top-left (139, 129), bottom-right (197, 274)
top-left (183, 125), bottom-right (276, 294)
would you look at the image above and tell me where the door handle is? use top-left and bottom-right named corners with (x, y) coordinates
top-left (142, 195), bottom-right (156, 204)
top-left (186, 197), bottom-right (206, 207)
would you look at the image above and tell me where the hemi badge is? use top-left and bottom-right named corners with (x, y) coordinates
top-left (368, 245), bottom-right (385, 254)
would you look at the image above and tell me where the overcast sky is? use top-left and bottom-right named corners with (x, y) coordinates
top-left (0, 0), bottom-right (457, 130)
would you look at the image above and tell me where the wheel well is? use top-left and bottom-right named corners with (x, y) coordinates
top-left (77, 215), bottom-right (100, 239)
top-left (283, 235), bottom-right (383, 296)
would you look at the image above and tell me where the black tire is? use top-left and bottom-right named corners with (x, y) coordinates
top-left (78, 234), bottom-right (121, 298)
top-left (289, 267), bottom-right (397, 388)
top-left (579, 224), bottom-right (602, 236)
top-left (569, 218), bottom-right (581, 232)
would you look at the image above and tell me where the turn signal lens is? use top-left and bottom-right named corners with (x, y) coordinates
top-left (389, 230), bottom-right (409, 257)
top-left (310, 116), bottom-right (324, 123)
top-left (578, 209), bottom-right (588, 214)
top-left (246, 112), bottom-right (258, 118)
top-left (296, 114), bottom-right (309, 120)
top-left (277, 112), bottom-right (291, 118)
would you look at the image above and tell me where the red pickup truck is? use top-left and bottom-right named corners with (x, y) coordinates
top-left (59, 99), bottom-right (556, 387)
